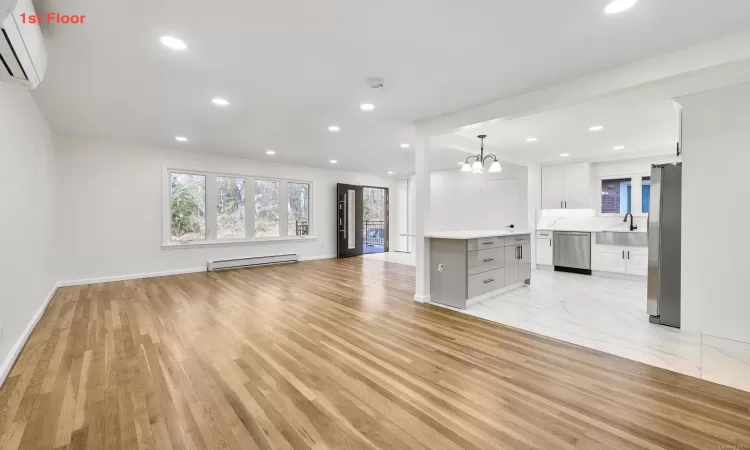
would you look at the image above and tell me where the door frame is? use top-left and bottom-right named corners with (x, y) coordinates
top-left (362, 185), bottom-right (389, 253)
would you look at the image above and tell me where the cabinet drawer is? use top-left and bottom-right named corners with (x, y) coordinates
top-left (467, 236), bottom-right (505, 251)
top-left (467, 248), bottom-right (504, 275)
top-left (468, 268), bottom-right (505, 298)
top-left (507, 234), bottom-right (530, 245)
top-left (536, 231), bottom-right (552, 239)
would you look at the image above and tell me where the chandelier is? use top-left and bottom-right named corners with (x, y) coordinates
top-left (460, 134), bottom-right (502, 173)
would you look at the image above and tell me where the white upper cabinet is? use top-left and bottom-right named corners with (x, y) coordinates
top-left (541, 166), bottom-right (566, 209)
top-left (542, 163), bottom-right (591, 209)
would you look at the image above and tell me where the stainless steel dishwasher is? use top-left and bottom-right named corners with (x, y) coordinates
top-left (553, 231), bottom-right (592, 274)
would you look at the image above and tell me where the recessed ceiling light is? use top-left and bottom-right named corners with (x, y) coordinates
top-left (175, 136), bottom-right (188, 142)
top-left (160, 36), bottom-right (187, 51)
top-left (614, 145), bottom-right (625, 150)
top-left (605, 0), bottom-right (638, 15)
top-left (560, 153), bottom-right (570, 157)
top-left (329, 159), bottom-right (338, 164)
top-left (328, 125), bottom-right (340, 132)
top-left (526, 137), bottom-right (538, 142)
top-left (265, 149), bottom-right (276, 155)
top-left (400, 143), bottom-right (410, 149)
top-left (360, 103), bottom-right (375, 112)
top-left (589, 125), bottom-right (604, 131)
top-left (211, 98), bottom-right (230, 107)
top-left (388, 171), bottom-right (394, 175)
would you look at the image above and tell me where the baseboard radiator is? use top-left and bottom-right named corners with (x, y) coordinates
top-left (207, 254), bottom-right (298, 271)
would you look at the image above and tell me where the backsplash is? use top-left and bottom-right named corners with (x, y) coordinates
top-left (537, 209), bottom-right (647, 232)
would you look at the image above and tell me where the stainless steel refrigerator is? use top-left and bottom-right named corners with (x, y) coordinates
top-left (647, 162), bottom-right (682, 328)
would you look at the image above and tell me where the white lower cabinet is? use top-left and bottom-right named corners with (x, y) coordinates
top-left (593, 246), bottom-right (648, 275)
top-left (625, 248), bottom-right (648, 276)
top-left (536, 231), bottom-right (553, 266)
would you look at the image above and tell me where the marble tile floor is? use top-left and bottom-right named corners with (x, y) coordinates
top-left (358, 254), bottom-right (750, 392)
top-left (462, 269), bottom-right (750, 392)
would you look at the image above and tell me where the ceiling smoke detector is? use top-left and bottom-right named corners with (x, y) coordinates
top-left (368, 77), bottom-right (385, 90)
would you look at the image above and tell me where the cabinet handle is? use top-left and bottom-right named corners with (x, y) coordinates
top-left (628, 251), bottom-right (630, 259)
top-left (549, 239), bottom-right (552, 247)
top-left (520, 245), bottom-right (523, 260)
top-left (483, 278), bottom-right (495, 284)
top-left (561, 201), bottom-right (563, 208)
top-left (483, 258), bottom-right (495, 262)
top-left (622, 250), bottom-right (625, 259)
top-left (483, 241), bottom-right (495, 245)
top-left (565, 201), bottom-right (567, 208)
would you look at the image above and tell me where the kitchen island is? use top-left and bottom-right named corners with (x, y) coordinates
top-left (427, 231), bottom-right (531, 309)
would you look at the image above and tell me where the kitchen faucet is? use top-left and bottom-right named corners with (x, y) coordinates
top-left (623, 212), bottom-right (638, 231)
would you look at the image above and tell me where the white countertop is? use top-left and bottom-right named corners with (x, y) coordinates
top-left (537, 226), bottom-right (646, 234)
top-left (425, 230), bottom-right (532, 239)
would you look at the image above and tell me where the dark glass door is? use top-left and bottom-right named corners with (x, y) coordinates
top-left (337, 183), bottom-right (363, 258)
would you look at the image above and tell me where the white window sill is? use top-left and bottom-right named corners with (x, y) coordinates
top-left (162, 236), bottom-right (317, 249)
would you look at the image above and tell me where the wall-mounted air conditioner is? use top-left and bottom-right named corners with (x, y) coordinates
top-left (0, 0), bottom-right (47, 89)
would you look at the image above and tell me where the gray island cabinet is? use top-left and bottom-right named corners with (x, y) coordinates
top-left (428, 232), bottom-right (531, 309)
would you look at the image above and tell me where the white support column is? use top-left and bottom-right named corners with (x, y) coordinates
top-left (414, 134), bottom-right (431, 302)
top-left (526, 163), bottom-right (542, 267)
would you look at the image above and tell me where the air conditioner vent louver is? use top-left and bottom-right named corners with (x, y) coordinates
top-left (0, 27), bottom-right (29, 82)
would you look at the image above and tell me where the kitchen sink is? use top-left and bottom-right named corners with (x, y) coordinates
top-left (596, 231), bottom-right (647, 247)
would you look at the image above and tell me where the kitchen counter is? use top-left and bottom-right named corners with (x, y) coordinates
top-left (428, 232), bottom-right (531, 309)
top-left (426, 230), bottom-right (532, 239)
top-left (537, 226), bottom-right (645, 234)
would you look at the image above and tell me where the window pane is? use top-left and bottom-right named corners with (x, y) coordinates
top-left (642, 176), bottom-right (651, 213)
top-left (170, 173), bottom-right (206, 241)
top-left (217, 177), bottom-right (246, 239)
top-left (254, 180), bottom-right (280, 237)
top-left (601, 178), bottom-right (632, 214)
top-left (288, 182), bottom-right (310, 236)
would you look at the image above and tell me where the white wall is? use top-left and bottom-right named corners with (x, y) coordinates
top-left (429, 164), bottom-right (528, 232)
top-left (55, 137), bottom-right (396, 284)
top-left (678, 82), bottom-right (750, 344)
top-left (392, 178), bottom-right (410, 252)
top-left (0, 84), bottom-right (57, 382)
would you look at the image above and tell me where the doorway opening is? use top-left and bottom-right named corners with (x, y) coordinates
top-left (363, 187), bottom-right (388, 254)
top-left (336, 184), bottom-right (389, 258)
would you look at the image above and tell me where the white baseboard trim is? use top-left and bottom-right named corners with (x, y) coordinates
top-left (592, 271), bottom-right (647, 282)
top-left (57, 267), bottom-right (208, 287)
top-left (299, 254), bottom-right (336, 262)
top-left (0, 284), bottom-right (58, 387)
top-left (414, 294), bottom-right (431, 303)
top-left (57, 255), bottom-right (339, 287)
top-left (536, 264), bottom-right (554, 271)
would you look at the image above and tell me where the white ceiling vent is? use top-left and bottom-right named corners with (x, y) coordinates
top-left (0, 0), bottom-right (47, 89)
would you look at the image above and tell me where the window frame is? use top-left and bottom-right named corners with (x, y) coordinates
top-left (167, 170), bottom-right (208, 242)
top-left (162, 167), bottom-right (315, 248)
top-left (287, 181), bottom-right (312, 237)
top-left (596, 172), bottom-right (649, 217)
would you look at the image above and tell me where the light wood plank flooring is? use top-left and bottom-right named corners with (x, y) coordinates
top-left (1, 258), bottom-right (749, 449)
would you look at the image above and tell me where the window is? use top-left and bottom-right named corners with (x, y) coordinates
top-left (170, 173), bottom-right (206, 241)
top-left (217, 176), bottom-right (246, 239)
top-left (254, 179), bottom-right (280, 237)
top-left (288, 182), bottom-right (310, 236)
top-left (601, 178), bottom-right (632, 214)
top-left (164, 170), bottom-right (314, 245)
top-left (641, 177), bottom-right (651, 213)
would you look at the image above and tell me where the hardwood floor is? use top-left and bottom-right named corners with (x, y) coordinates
top-left (1, 258), bottom-right (749, 450)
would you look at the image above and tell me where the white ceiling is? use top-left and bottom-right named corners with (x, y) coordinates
top-left (443, 93), bottom-right (680, 166)
top-left (31, 0), bottom-right (750, 176)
